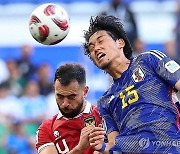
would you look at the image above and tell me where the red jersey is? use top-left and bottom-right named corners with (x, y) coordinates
top-left (36, 102), bottom-right (101, 154)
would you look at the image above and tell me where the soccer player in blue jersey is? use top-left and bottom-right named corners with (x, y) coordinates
top-left (82, 15), bottom-right (180, 153)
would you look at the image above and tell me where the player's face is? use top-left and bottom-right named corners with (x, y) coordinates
top-left (88, 30), bottom-right (121, 70)
top-left (54, 79), bottom-right (88, 118)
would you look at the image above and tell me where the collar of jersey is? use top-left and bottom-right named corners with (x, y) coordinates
top-left (56, 101), bottom-right (92, 119)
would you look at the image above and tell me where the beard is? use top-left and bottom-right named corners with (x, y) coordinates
top-left (57, 101), bottom-right (83, 118)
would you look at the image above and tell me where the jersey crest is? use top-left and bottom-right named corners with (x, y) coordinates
top-left (132, 66), bottom-right (145, 83)
top-left (84, 116), bottom-right (96, 127)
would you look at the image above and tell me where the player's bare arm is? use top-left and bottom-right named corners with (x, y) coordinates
top-left (98, 131), bottom-right (119, 154)
top-left (89, 125), bottom-right (119, 154)
top-left (175, 79), bottom-right (180, 91)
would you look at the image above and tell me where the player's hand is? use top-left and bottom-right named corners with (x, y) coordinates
top-left (76, 125), bottom-right (94, 151)
top-left (89, 124), bottom-right (106, 151)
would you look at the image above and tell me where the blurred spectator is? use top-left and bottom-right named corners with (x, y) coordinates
top-left (132, 38), bottom-right (146, 57)
top-left (4, 59), bottom-right (26, 97)
top-left (45, 92), bottom-right (59, 119)
top-left (36, 63), bottom-right (53, 96)
top-left (0, 59), bottom-right (9, 84)
top-left (16, 44), bottom-right (36, 80)
top-left (101, 0), bottom-right (138, 45)
top-left (164, 40), bottom-right (177, 60)
top-left (0, 82), bottom-right (23, 123)
top-left (174, 0), bottom-right (180, 64)
top-left (5, 120), bottom-right (35, 154)
top-left (20, 80), bottom-right (47, 124)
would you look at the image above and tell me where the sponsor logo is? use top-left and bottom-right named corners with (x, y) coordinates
top-left (54, 130), bottom-right (61, 140)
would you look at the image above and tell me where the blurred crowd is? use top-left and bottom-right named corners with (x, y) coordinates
top-left (0, 0), bottom-right (180, 154)
top-left (0, 44), bottom-right (59, 154)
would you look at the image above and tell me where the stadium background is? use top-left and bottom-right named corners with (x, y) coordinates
top-left (0, 0), bottom-right (178, 153)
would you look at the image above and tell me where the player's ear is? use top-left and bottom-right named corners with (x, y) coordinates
top-left (116, 38), bottom-right (125, 49)
top-left (83, 86), bottom-right (89, 98)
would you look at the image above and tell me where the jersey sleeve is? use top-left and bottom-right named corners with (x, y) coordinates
top-left (143, 50), bottom-right (180, 87)
top-left (36, 119), bottom-right (54, 153)
top-left (91, 105), bottom-right (102, 126)
top-left (98, 97), bottom-right (119, 135)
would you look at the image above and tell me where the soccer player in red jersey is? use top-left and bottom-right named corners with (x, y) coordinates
top-left (36, 63), bottom-right (101, 154)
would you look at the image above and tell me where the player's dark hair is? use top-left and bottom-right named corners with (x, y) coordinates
top-left (83, 15), bottom-right (133, 59)
top-left (54, 63), bottom-right (86, 86)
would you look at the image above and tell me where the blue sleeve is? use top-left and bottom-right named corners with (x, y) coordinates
top-left (98, 98), bottom-right (119, 135)
top-left (143, 50), bottom-right (180, 87)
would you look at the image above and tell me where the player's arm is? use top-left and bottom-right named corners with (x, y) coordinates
top-left (36, 120), bottom-right (59, 154)
top-left (39, 145), bottom-right (58, 154)
top-left (39, 125), bottom-right (94, 154)
top-left (89, 125), bottom-right (119, 154)
top-left (67, 125), bottom-right (95, 154)
top-left (175, 80), bottom-right (180, 91)
top-left (102, 131), bottom-right (119, 154)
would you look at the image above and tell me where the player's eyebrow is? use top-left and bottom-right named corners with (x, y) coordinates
top-left (88, 35), bottom-right (105, 47)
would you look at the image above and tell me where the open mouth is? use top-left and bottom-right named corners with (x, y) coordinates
top-left (97, 52), bottom-right (106, 61)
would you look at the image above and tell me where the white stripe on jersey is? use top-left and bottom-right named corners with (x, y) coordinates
top-left (141, 51), bottom-right (163, 60)
top-left (38, 142), bottom-right (54, 153)
top-left (150, 50), bottom-right (167, 58)
top-left (172, 90), bottom-right (179, 105)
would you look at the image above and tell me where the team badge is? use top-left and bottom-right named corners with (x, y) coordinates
top-left (165, 60), bottom-right (180, 73)
top-left (84, 116), bottom-right (96, 127)
top-left (132, 67), bottom-right (145, 83)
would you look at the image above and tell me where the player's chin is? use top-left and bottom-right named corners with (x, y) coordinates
top-left (100, 62), bottom-right (110, 70)
top-left (62, 109), bottom-right (72, 114)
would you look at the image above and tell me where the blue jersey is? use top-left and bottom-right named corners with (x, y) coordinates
top-left (98, 50), bottom-right (180, 153)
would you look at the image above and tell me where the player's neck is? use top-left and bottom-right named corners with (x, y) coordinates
top-left (80, 100), bottom-right (87, 113)
top-left (108, 58), bottom-right (130, 79)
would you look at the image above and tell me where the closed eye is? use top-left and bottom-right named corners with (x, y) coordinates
top-left (67, 94), bottom-right (76, 100)
top-left (88, 44), bottom-right (95, 53)
top-left (57, 94), bottom-right (64, 99)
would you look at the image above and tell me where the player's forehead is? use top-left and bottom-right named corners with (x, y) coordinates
top-left (89, 30), bottom-right (109, 44)
top-left (54, 80), bottom-right (81, 95)
top-left (56, 89), bottom-right (77, 96)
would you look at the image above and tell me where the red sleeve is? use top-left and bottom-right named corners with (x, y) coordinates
top-left (36, 118), bottom-right (55, 153)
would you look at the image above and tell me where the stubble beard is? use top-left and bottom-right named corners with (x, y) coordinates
top-left (58, 101), bottom-right (84, 119)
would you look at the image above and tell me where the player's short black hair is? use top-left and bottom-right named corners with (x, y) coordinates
top-left (83, 15), bottom-right (133, 59)
top-left (54, 63), bottom-right (86, 86)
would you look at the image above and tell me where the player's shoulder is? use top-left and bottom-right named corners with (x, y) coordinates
top-left (91, 104), bottom-right (98, 110)
top-left (39, 114), bottom-right (58, 129)
top-left (138, 50), bottom-right (167, 60)
top-left (84, 101), bottom-right (98, 114)
top-left (91, 104), bottom-right (99, 113)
